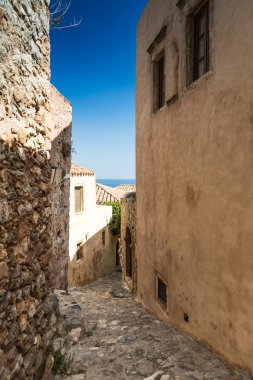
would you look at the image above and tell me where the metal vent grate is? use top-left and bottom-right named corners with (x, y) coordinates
top-left (157, 277), bottom-right (167, 306)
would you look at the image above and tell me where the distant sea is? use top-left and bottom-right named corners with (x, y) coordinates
top-left (97, 179), bottom-right (136, 188)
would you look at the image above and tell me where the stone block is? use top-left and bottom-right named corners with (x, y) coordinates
top-left (0, 262), bottom-right (8, 280)
top-left (0, 245), bottom-right (7, 261)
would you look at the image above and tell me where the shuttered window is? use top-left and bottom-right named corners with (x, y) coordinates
top-left (75, 186), bottom-right (83, 213)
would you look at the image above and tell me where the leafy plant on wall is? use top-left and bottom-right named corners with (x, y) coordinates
top-left (105, 202), bottom-right (121, 237)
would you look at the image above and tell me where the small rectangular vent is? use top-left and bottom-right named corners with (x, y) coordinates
top-left (102, 231), bottom-right (105, 246)
top-left (157, 277), bottom-right (167, 307)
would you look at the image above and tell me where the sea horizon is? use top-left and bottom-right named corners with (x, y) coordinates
top-left (97, 179), bottom-right (136, 188)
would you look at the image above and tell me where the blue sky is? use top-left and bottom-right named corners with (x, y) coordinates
top-left (50, 0), bottom-right (147, 179)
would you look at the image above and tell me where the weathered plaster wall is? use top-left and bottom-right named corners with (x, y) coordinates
top-left (121, 193), bottom-right (137, 293)
top-left (49, 86), bottom-right (72, 290)
top-left (136, 0), bottom-right (253, 374)
top-left (70, 173), bottom-right (97, 260)
top-left (0, 1), bottom-right (71, 378)
top-left (68, 226), bottom-right (117, 288)
top-left (69, 173), bottom-right (112, 261)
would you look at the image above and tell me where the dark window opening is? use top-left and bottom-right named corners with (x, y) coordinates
top-left (193, 1), bottom-right (209, 81)
top-left (102, 231), bottom-right (105, 246)
top-left (153, 52), bottom-right (165, 111)
top-left (157, 277), bottom-right (167, 307)
top-left (158, 55), bottom-right (165, 108)
top-left (184, 313), bottom-right (189, 323)
top-left (76, 242), bottom-right (83, 260)
top-left (125, 227), bottom-right (132, 278)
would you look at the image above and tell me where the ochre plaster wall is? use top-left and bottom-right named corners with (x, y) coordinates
top-left (68, 227), bottom-right (117, 288)
top-left (136, 0), bottom-right (253, 374)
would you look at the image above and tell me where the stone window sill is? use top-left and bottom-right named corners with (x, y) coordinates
top-left (75, 210), bottom-right (84, 215)
top-left (184, 70), bottom-right (213, 94)
top-left (153, 104), bottom-right (167, 116)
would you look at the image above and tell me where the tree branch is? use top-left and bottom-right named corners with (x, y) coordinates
top-left (50, 0), bottom-right (82, 30)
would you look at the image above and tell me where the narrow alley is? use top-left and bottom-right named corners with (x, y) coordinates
top-left (53, 274), bottom-right (238, 380)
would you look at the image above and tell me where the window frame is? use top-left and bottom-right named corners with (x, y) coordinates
top-left (156, 273), bottom-right (168, 310)
top-left (153, 50), bottom-right (166, 112)
top-left (186, 0), bottom-right (211, 87)
top-left (193, 1), bottom-right (209, 81)
top-left (74, 186), bottom-right (84, 213)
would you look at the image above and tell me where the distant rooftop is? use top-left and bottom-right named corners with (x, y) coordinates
top-left (71, 163), bottom-right (94, 177)
top-left (115, 184), bottom-right (136, 193)
top-left (96, 183), bottom-right (137, 204)
top-left (96, 183), bottom-right (125, 204)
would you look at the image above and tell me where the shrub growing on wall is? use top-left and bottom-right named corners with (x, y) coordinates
top-left (106, 202), bottom-right (121, 236)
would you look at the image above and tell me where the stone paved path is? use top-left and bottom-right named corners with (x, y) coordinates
top-left (53, 273), bottom-right (241, 380)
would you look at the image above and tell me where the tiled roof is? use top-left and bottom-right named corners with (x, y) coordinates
top-left (71, 163), bottom-right (94, 177)
top-left (115, 184), bottom-right (136, 193)
top-left (96, 183), bottom-right (125, 204)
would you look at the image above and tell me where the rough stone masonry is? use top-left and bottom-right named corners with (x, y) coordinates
top-left (0, 1), bottom-right (71, 379)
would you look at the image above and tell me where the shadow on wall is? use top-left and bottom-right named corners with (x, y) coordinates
top-left (0, 127), bottom-right (71, 378)
top-left (48, 85), bottom-right (72, 290)
top-left (50, 120), bottom-right (72, 290)
top-left (68, 226), bottom-right (118, 288)
top-left (121, 192), bottom-right (137, 294)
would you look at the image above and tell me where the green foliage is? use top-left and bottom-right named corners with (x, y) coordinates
top-left (106, 202), bottom-right (121, 237)
top-left (52, 349), bottom-right (72, 375)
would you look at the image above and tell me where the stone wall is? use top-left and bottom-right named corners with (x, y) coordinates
top-left (136, 0), bottom-right (253, 374)
top-left (0, 1), bottom-right (71, 378)
top-left (49, 86), bottom-right (72, 290)
top-left (121, 192), bottom-right (137, 293)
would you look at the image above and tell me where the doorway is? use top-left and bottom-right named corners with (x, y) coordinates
top-left (125, 227), bottom-right (132, 278)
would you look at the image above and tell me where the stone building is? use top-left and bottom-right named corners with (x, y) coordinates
top-left (0, 1), bottom-right (71, 379)
top-left (48, 86), bottom-right (72, 290)
top-left (121, 192), bottom-right (137, 293)
top-left (68, 164), bottom-right (118, 288)
top-left (136, 0), bottom-right (253, 375)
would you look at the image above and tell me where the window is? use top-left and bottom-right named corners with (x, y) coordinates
top-left (153, 52), bottom-right (165, 111)
top-left (102, 231), bottom-right (105, 246)
top-left (193, 1), bottom-right (209, 80)
top-left (75, 186), bottom-right (83, 213)
top-left (157, 276), bottom-right (167, 307)
top-left (186, 1), bottom-right (210, 86)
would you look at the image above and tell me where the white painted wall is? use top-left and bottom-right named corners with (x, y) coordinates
top-left (69, 173), bottom-right (112, 260)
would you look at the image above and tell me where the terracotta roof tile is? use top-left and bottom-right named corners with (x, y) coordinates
top-left (115, 184), bottom-right (136, 192)
top-left (96, 183), bottom-right (125, 204)
top-left (71, 163), bottom-right (94, 177)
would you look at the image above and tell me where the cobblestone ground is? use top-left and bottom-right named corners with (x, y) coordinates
top-left (53, 274), bottom-right (242, 380)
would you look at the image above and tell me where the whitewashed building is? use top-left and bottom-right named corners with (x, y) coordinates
top-left (68, 163), bottom-right (118, 287)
